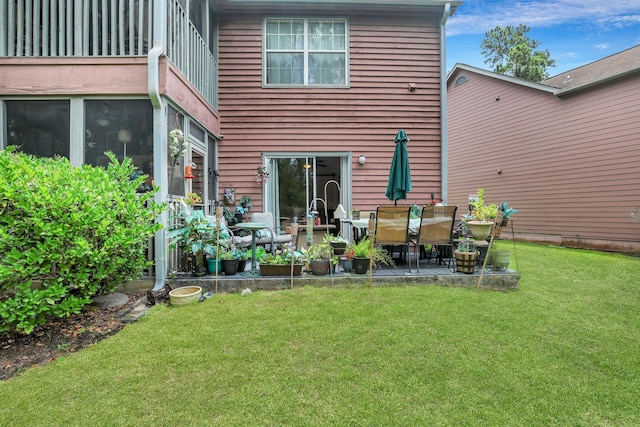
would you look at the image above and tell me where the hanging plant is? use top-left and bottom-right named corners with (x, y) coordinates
top-left (169, 129), bottom-right (186, 163)
top-left (255, 164), bottom-right (269, 183)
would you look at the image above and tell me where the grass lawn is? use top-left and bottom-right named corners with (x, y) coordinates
top-left (1, 242), bottom-right (639, 426)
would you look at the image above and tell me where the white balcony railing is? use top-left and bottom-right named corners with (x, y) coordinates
top-left (0, 0), bottom-right (217, 108)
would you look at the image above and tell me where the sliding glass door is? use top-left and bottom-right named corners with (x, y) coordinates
top-left (265, 153), bottom-right (351, 231)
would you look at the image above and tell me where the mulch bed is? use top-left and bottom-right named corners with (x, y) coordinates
top-left (0, 292), bottom-right (147, 381)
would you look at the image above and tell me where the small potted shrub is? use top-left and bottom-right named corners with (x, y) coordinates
top-left (351, 237), bottom-right (394, 274)
top-left (306, 242), bottom-right (337, 275)
top-left (468, 188), bottom-right (498, 241)
top-left (322, 233), bottom-right (348, 255)
top-left (455, 239), bottom-right (477, 274)
top-left (167, 203), bottom-right (221, 276)
top-left (258, 244), bottom-right (303, 276)
top-left (219, 247), bottom-right (241, 275)
top-left (339, 244), bottom-right (355, 273)
top-left (498, 201), bottom-right (519, 226)
top-left (236, 247), bottom-right (248, 273)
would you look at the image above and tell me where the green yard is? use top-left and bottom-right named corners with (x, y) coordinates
top-left (1, 242), bottom-right (639, 426)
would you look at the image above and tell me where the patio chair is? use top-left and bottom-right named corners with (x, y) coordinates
top-left (231, 211), bottom-right (292, 252)
top-left (411, 205), bottom-right (457, 273)
top-left (374, 205), bottom-right (412, 271)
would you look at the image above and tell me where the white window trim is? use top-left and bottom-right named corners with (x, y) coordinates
top-left (262, 17), bottom-right (350, 88)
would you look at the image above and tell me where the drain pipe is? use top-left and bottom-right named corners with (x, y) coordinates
top-left (149, 1), bottom-right (168, 290)
top-left (439, 3), bottom-right (453, 204)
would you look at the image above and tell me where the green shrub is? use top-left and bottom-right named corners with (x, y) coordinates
top-left (0, 149), bottom-right (164, 334)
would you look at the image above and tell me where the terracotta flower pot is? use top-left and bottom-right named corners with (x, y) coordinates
top-left (310, 259), bottom-right (331, 275)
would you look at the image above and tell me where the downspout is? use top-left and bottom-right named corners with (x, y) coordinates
top-left (149, 0), bottom-right (168, 290)
top-left (439, 3), bottom-right (453, 204)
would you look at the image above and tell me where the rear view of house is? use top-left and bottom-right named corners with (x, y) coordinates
top-left (1, 0), bottom-right (459, 284)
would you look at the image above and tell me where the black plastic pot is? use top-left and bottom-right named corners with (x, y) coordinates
top-left (352, 257), bottom-right (370, 274)
top-left (222, 259), bottom-right (240, 275)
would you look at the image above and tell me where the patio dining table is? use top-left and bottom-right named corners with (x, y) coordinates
top-left (350, 218), bottom-right (421, 236)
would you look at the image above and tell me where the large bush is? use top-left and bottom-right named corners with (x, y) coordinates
top-left (0, 149), bottom-right (164, 334)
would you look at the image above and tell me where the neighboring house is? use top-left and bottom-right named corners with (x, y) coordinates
top-left (0, 0), bottom-right (459, 285)
top-left (447, 45), bottom-right (640, 252)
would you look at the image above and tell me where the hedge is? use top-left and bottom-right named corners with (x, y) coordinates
top-left (0, 149), bottom-right (164, 334)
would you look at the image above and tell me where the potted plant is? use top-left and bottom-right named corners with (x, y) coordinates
top-left (169, 128), bottom-right (185, 163)
top-left (223, 187), bottom-right (235, 206)
top-left (236, 247), bottom-right (248, 273)
top-left (239, 194), bottom-right (252, 209)
top-left (455, 239), bottom-right (477, 274)
top-left (219, 247), bottom-right (242, 275)
top-left (222, 205), bottom-right (237, 226)
top-left (258, 244), bottom-right (303, 276)
top-left (499, 201), bottom-right (519, 226)
top-left (322, 233), bottom-right (348, 255)
top-left (468, 188), bottom-right (498, 241)
top-left (339, 244), bottom-right (355, 273)
top-left (351, 237), bottom-right (394, 274)
top-left (167, 203), bottom-right (222, 276)
top-left (184, 192), bottom-right (202, 207)
top-left (306, 242), bottom-right (337, 275)
top-left (487, 247), bottom-right (511, 270)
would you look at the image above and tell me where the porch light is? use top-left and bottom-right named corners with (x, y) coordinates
top-left (358, 154), bottom-right (366, 165)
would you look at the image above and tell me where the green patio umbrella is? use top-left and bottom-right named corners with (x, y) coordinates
top-left (385, 129), bottom-right (412, 204)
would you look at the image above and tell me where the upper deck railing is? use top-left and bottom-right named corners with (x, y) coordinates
top-left (0, 0), bottom-right (217, 108)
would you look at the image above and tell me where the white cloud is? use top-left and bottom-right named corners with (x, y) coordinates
top-left (594, 43), bottom-right (611, 50)
top-left (448, 0), bottom-right (640, 37)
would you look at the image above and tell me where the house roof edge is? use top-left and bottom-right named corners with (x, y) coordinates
top-left (447, 64), bottom-right (557, 93)
top-left (553, 65), bottom-right (640, 97)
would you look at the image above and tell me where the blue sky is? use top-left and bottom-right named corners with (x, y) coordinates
top-left (446, 0), bottom-right (640, 77)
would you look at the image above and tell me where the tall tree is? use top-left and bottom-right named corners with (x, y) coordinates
top-left (480, 24), bottom-right (556, 82)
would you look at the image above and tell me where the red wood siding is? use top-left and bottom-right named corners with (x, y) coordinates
top-left (447, 69), bottom-right (640, 251)
top-left (217, 9), bottom-right (443, 212)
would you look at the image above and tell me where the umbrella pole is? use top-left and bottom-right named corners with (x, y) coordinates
top-left (215, 207), bottom-right (223, 294)
top-left (368, 215), bottom-right (375, 287)
top-left (290, 219), bottom-right (299, 290)
top-left (477, 212), bottom-right (503, 289)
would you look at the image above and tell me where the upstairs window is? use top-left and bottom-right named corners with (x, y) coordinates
top-left (264, 18), bottom-right (349, 87)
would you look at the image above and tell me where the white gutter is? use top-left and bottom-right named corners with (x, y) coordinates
top-left (439, 2), bottom-right (453, 204)
top-left (149, 1), bottom-right (168, 291)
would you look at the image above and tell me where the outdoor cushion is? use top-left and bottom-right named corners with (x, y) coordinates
top-left (231, 212), bottom-right (292, 251)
